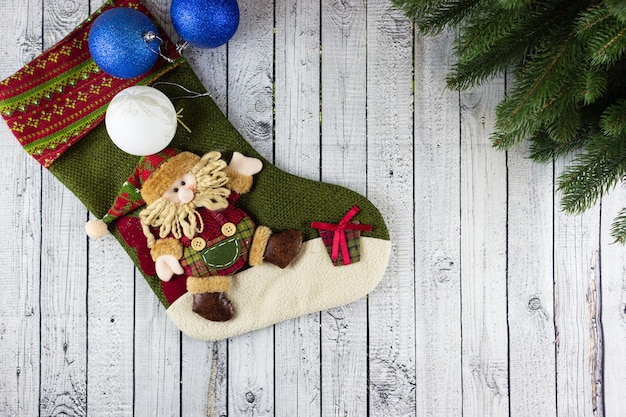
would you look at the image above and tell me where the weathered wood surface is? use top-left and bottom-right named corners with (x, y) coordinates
top-left (0, 0), bottom-right (625, 416)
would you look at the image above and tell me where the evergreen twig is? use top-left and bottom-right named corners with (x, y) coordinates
top-left (393, 0), bottom-right (626, 243)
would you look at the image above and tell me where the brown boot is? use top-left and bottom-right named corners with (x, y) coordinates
top-left (263, 229), bottom-right (303, 269)
top-left (192, 292), bottom-right (234, 322)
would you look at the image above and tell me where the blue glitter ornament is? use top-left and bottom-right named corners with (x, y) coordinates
top-left (88, 8), bottom-right (161, 79)
top-left (171, 0), bottom-right (240, 49)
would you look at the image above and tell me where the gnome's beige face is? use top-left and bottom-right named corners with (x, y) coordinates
top-left (139, 156), bottom-right (231, 243)
top-left (163, 173), bottom-right (197, 204)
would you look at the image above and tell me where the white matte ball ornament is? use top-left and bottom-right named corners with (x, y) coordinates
top-left (105, 86), bottom-right (177, 156)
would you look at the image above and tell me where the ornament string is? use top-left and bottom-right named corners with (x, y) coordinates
top-left (152, 82), bottom-right (214, 134)
top-left (152, 81), bottom-right (213, 100)
top-left (176, 108), bottom-right (192, 133)
top-left (311, 206), bottom-right (373, 265)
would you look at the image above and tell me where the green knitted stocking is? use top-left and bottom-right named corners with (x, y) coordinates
top-left (0, 0), bottom-right (390, 341)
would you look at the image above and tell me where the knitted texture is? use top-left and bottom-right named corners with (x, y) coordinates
top-left (49, 63), bottom-right (390, 241)
top-left (1, 0), bottom-right (390, 310)
top-left (48, 63), bottom-right (389, 306)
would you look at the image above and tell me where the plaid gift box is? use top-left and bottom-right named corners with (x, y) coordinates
top-left (311, 206), bottom-right (374, 267)
top-left (318, 222), bottom-right (362, 266)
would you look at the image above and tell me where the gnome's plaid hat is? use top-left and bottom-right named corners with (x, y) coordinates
top-left (84, 147), bottom-right (209, 239)
top-left (101, 148), bottom-right (200, 225)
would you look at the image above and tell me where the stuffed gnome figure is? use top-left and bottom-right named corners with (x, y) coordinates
top-left (87, 148), bottom-right (303, 322)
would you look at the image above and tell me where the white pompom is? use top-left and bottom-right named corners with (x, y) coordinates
top-left (85, 219), bottom-right (109, 239)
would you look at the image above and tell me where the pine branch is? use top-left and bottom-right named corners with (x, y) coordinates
top-left (447, 5), bottom-right (556, 89)
top-left (604, 0), bottom-right (626, 22)
top-left (391, 0), bottom-right (479, 34)
top-left (419, 0), bottom-right (481, 34)
top-left (497, 0), bottom-right (533, 9)
top-left (573, 67), bottom-right (607, 105)
top-left (394, 0), bottom-right (626, 243)
top-left (601, 98), bottom-right (626, 135)
top-left (558, 133), bottom-right (626, 213)
top-left (528, 129), bottom-right (590, 162)
top-left (495, 34), bottom-right (580, 143)
top-left (610, 206), bottom-right (626, 244)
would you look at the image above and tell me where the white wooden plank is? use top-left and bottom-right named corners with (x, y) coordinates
top-left (0, 3), bottom-right (43, 416)
top-left (134, 275), bottom-right (182, 417)
top-left (320, 0), bottom-right (368, 415)
top-left (413, 30), bottom-right (462, 417)
top-left (228, 336), bottom-right (275, 416)
top-left (554, 155), bottom-right (601, 417)
top-left (507, 138), bottom-right (557, 417)
top-left (38, 2), bottom-right (89, 416)
top-left (181, 340), bottom-right (228, 417)
top-left (37, 71), bottom-right (86, 417)
top-left (273, 0), bottom-right (322, 416)
top-left (227, 0), bottom-right (275, 415)
top-left (460, 79), bottom-right (509, 416)
top-left (600, 187), bottom-right (626, 417)
top-left (274, 0), bottom-right (321, 181)
top-left (184, 37), bottom-right (229, 111)
top-left (86, 223), bottom-right (135, 417)
top-left (227, 0), bottom-right (275, 162)
top-left (366, 2), bottom-right (415, 416)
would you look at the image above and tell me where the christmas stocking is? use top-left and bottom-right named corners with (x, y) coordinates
top-left (0, 0), bottom-right (391, 341)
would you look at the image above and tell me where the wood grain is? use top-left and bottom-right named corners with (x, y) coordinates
top-left (273, 1), bottom-right (322, 416)
top-left (0, 1), bottom-right (624, 416)
top-left (600, 187), bottom-right (626, 417)
top-left (366, 3), bottom-right (415, 416)
top-left (227, 0), bottom-right (275, 162)
top-left (133, 276), bottom-right (181, 417)
top-left (507, 137), bottom-right (557, 417)
top-left (460, 78), bottom-right (509, 417)
top-left (227, 0), bottom-right (275, 415)
top-left (320, 0), bottom-right (368, 415)
top-left (86, 219), bottom-right (135, 417)
top-left (0, 2), bottom-right (43, 415)
top-left (554, 155), bottom-right (601, 417)
top-left (39, 3), bottom-right (89, 416)
top-left (413, 29), bottom-right (463, 417)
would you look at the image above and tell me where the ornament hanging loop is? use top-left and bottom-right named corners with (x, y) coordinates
top-left (143, 31), bottom-right (176, 63)
top-left (152, 81), bottom-right (212, 100)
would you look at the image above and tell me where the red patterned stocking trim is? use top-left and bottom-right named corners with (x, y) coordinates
top-left (0, 0), bottom-right (184, 167)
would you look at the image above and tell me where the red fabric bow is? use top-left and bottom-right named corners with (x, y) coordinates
top-left (311, 206), bottom-right (373, 265)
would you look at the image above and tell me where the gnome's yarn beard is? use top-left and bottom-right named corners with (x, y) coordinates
top-left (140, 156), bottom-right (231, 248)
